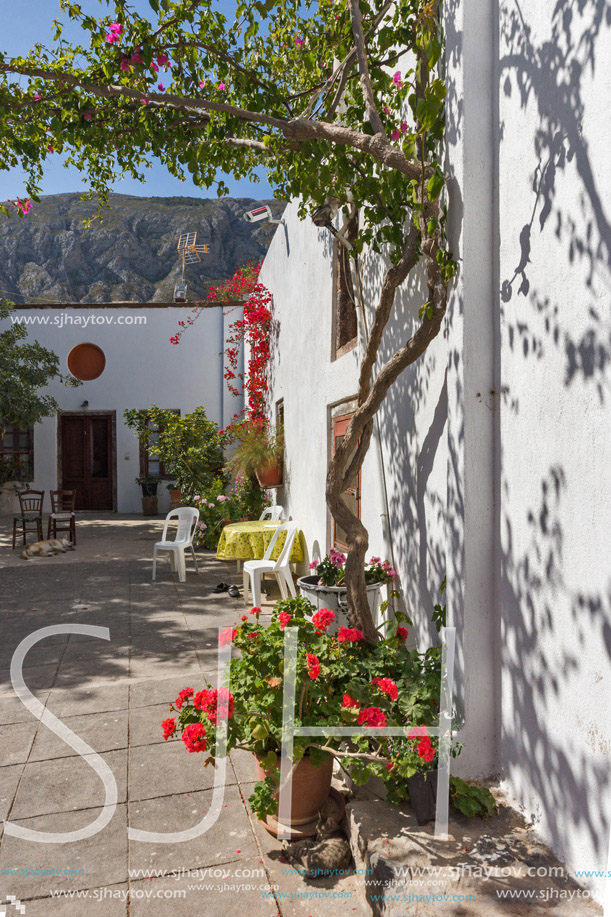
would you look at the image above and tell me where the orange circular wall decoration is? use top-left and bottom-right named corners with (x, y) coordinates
top-left (67, 343), bottom-right (106, 381)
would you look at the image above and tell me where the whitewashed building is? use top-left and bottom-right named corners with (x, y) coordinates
top-left (258, 0), bottom-right (611, 902)
top-left (1, 302), bottom-right (241, 514)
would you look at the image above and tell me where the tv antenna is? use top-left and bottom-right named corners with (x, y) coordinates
top-left (174, 232), bottom-right (210, 302)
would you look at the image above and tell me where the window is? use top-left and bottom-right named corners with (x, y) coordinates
top-left (332, 212), bottom-right (358, 359)
top-left (1, 426), bottom-right (34, 479)
top-left (138, 410), bottom-right (179, 478)
top-left (332, 412), bottom-right (361, 550)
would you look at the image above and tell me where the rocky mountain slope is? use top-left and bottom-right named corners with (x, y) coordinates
top-left (0, 193), bottom-right (285, 303)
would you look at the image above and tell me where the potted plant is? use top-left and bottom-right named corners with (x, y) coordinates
top-left (160, 596), bottom-right (495, 834)
top-left (136, 475), bottom-right (159, 498)
top-left (166, 480), bottom-right (182, 504)
top-left (227, 420), bottom-right (284, 488)
top-left (298, 551), bottom-right (396, 632)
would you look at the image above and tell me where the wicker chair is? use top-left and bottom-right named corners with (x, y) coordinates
top-left (47, 490), bottom-right (77, 544)
top-left (12, 490), bottom-right (44, 548)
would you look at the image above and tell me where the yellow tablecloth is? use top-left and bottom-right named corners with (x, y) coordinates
top-left (216, 520), bottom-right (304, 563)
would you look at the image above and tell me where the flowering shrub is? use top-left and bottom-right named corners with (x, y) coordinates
top-left (192, 475), bottom-right (269, 549)
top-left (164, 595), bottom-right (451, 819)
top-left (309, 550), bottom-right (397, 587)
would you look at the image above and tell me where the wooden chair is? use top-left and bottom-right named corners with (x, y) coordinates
top-left (47, 490), bottom-right (77, 544)
top-left (12, 490), bottom-right (44, 548)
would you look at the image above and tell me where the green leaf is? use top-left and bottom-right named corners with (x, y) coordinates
top-left (427, 167), bottom-right (445, 201)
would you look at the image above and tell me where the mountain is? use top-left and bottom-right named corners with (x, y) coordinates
top-left (0, 192), bottom-right (285, 304)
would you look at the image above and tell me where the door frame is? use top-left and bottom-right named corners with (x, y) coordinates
top-left (57, 411), bottom-right (117, 512)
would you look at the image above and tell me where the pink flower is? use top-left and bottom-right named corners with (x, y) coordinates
top-left (308, 560), bottom-right (319, 570)
top-left (217, 495), bottom-right (229, 502)
top-left (337, 627), bottom-right (363, 643)
top-left (174, 687), bottom-right (194, 710)
top-left (15, 198), bottom-right (32, 215)
top-left (218, 626), bottom-right (237, 647)
top-left (182, 722), bottom-right (207, 753)
top-left (83, 112), bottom-right (92, 121)
top-left (34, 93), bottom-right (41, 101)
top-left (47, 144), bottom-right (54, 153)
top-left (151, 62), bottom-right (159, 73)
top-left (312, 608), bottom-right (335, 632)
top-left (383, 107), bottom-right (390, 115)
top-left (408, 726), bottom-right (428, 738)
top-left (391, 130), bottom-right (401, 142)
top-left (105, 32), bottom-right (119, 44)
top-left (306, 653), bottom-right (321, 680)
top-left (157, 83), bottom-right (164, 91)
top-left (130, 50), bottom-right (143, 66)
top-left (157, 53), bottom-right (169, 67)
top-left (218, 82), bottom-right (226, 90)
top-left (120, 58), bottom-right (130, 72)
top-left (295, 36), bottom-right (304, 47)
top-left (357, 707), bottom-right (387, 727)
top-left (372, 677), bottom-right (399, 701)
top-left (393, 71), bottom-right (403, 87)
top-left (400, 121), bottom-right (408, 133)
top-left (278, 611), bottom-right (292, 631)
top-left (199, 80), bottom-right (206, 88)
top-left (109, 22), bottom-right (123, 35)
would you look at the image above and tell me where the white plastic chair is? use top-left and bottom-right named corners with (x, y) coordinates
top-left (259, 505), bottom-right (284, 521)
top-left (152, 507), bottom-right (199, 583)
top-left (243, 521), bottom-right (299, 606)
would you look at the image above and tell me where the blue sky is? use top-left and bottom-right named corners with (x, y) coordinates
top-left (0, 0), bottom-right (273, 201)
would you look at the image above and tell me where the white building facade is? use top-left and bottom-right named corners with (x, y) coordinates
top-left (258, 0), bottom-right (611, 900)
top-left (1, 302), bottom-right (241, 514)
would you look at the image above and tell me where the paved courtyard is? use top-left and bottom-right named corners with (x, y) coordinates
top-left (0, 516), bottom-right (366, 916)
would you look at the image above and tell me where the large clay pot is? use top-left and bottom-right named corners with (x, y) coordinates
top-left (168, 488), bottom-right (182, 503)
top-left (255, 461), bottom-right (283, 488)
top-left (255, 753), bottom-right (333, 826)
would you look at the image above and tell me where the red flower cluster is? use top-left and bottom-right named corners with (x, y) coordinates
top-left (278, 611), bottom-right (292, 630)
top-left (417, 735), bottom-right (435, 762)
top-left (337, 627), bottom-right (364, 643)
top-left (341, 694), bottom-right (361, 708)
top-left (194, 687), bottom-right (235, 723)
top-left (372, 677), bottom-right (399, 701)
top-left (312, 608), bottom-right (335, 632)
top-left (174, 687), bottom-right (193, 710)
top-left (396, 626), bottom-right (408, 641)
top-left (182, 722), bottom-right (207, 753)
top-left (218, 626), bottom-right (237, 647)
top-left (408, 726), bottom-right (428, 738)
top-left (357, 707), bottom-right (387, 727)
top-left (161, 717), bottom-right (176, 740)
top-left (306, 653), bottom-right (321, 680)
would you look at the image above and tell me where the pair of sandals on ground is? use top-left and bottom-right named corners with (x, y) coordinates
top-left (213, 580), bottom-right (269, 598)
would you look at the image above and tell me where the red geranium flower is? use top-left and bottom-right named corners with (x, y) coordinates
top-left (337, 627), bottom-right (364, 643)
top-left (161, 717), bottom-right (176, 740)
top-left (341, 694), bottom-right (361, 708)
top-left (182, 723), bottom-right (207, 753)
top-left (194, 688), bottom-right (234, 723)
top-left (408, 726), bottom-right (428, 739)
top-left (396, 626), bottom-right (408, 640)
top-left (174, 688), bottom-right (193, 710)
top-left (357, 707), bottom-right (387, 727)
top-left (312, 608), bottom-right (335, 632)
top-left (417, 736), bottom-right (435, 762)
top-left (218, 626), bottom-right (237, 647)
top-left (372, 677), bottom-right (399, 701)
top-left (278, 611), bottom-right (292, 630)
top-left (306, 653), bottom-right (321, 680)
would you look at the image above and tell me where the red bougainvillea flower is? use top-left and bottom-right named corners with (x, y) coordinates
top-left (161, 717), bottom-right (176, 741)
top-left (341, 694), bottom-right (361, 708)
top-left (182, 722), bottom-right (207, 753)
top-left (357, 707), bottom-right (387, 727)
top-left (418, 736), bottom-right (435, 762)
top-left (278, 611), bottom-right (292, 630)
top-left (306, 653), bottom-right (321, 680)
top-left (372, 677), bottom-right (399, 701)
top-left (396, 626), bottom-right (408, 641)
top-left (174, 687), bottom-right (193, 710)
top-left (337, 627), bottom-right (364, 643)
top-left (218, 626), bottom-right (237, 647)
top-left (408, 726), bottom-right (428, 739)
top-left (312, 608), bottom-right (335, 632)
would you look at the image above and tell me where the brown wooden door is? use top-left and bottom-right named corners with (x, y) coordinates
top-left (61, 414), bottom-right (114, 510)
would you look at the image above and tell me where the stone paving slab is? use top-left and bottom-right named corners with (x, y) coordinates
top-left (29, 710), bottom-right (128, 762)
top-left (129, 739), bottom-right (230, 802)
top-left (45, 683), bottom-right (129, 718)
top-left (23, 885), bottom-right (129, 916)
top-left (0, 722), bottom-right (38, 766)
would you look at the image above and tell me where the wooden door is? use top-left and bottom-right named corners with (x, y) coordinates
top-left (61, 414), bottom-right (114, 510)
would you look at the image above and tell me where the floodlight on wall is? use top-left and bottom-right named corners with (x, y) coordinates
top-left (243, 205), bottom-right (282, 225)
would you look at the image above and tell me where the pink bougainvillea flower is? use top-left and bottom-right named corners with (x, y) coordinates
top-left (157, 82), bottom-right (164, 91)
top-left (306, 653), bottom-right (321, 680)
top-left (174, 687), bottom-right (194, 710)
top-left (199, 80), bottom-right (206, 88)
top-left (391, 129), bottom-right (401, 141)
top-left (372, 677), bottom-right (399, 701)
top-left (161, 717), bottom-right (176, 741)
top-left (337, 627), bottom-right (364, 643)
top-left (157, 53), bottom-right (169, 67)
top-left (47, 144), bottom-right (54, 152)
top-left (278, 611), bottom-right (292, 631)
top-left (83, 112), bottom-right (92, 121)
top-left (218, 82), bottom-right (226, 90)
top-left (393, 71), bottom-right (403, 87)
top-left (400, 121), bottom-right (408, 133)
top-left (182, 722), bottom-right (207, 753)
top-left (218, 626), bottom-right (237, 647)
top-left (105, 32), bottom-right (119, 44)
top-left (15, 198), bottom-right (32, 215)
top-left (383, 106), bottom-right (390, 115)
top-left (151, 62), bottom-right (159, 74)
top-left (109, 22), bottom-right (123, 35)
top-left (119, 58), bottom-right (131, 72)
top-left (295, 36), bottom-right (304, 47)
top-left (408, 725), bottom-right (428, 739)
top-left (130, 50), bottom-right (143, 65)
top-left (34, 93), bottom-right (41, 101)
top-left (357, 707), bottom-right (387, 727)
top-left (312, 608), bottom-right (335, 632)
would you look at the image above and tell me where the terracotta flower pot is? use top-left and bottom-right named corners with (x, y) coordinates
top-left (255, 461), bottom-right (283, 488)
top-left (255, 753), bottom-right (333, 827)
top-left (168, 488), bottom-right (182, 503)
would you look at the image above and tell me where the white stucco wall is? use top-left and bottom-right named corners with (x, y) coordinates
top-left (2, 304), bottom-right (229, 513)
top-left (496, 0), bottom-right (611, 896)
